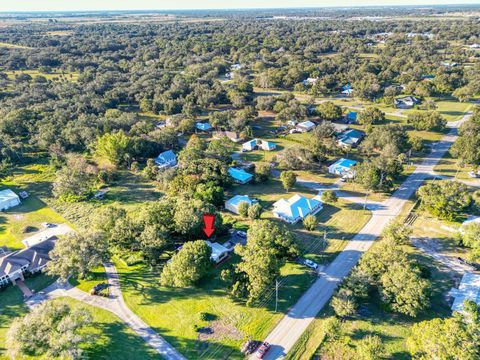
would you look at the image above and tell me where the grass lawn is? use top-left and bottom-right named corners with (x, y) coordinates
top-left (433, 150), bottom-right (477, 181)
top-left (115, 257), bottom-right (316, 359)
top-left (4, 69), bottom-right (79, 82)
top-left (69, 266), bottom-right (109, 293)
top-left (0, 196), bottom-right (69, 251)
top-left (51, 297), bottom-right (159, 360)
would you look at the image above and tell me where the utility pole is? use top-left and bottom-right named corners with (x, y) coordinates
top-left (275, 279), bottom-right (279, 312)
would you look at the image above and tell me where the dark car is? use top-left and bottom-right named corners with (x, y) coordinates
top-left (90, 283), bottom-right (109, 297)
top-left (256, 342), bottom-right (271, 359)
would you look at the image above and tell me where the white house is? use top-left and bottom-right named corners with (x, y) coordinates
top-left (242, 139), bottom-right (258, 151)
top-left (205, 241), bottom-right (230, 264)
top-left (225, 195), bottom-right (255, 214)
top-left (328, 158), bottom-right (358, 178)
top-left (0, 189), bottom-right (21, 211)
top-left (242, 139), bottom-right (277, 152)
top-left (394, 96), bottom-right (420, 109)
top-left (154, 150), bottom-right (177, 169)
top-left (296, 121), bottom-right (316, 133)
top-left (449, 272), bottom-right (480, 314)
top-left (259, 140), bottom-right (276, 151)
top-left (273, 194), bottom-right (323, 224)
top-left (303, 78), bottom-right (318, 86)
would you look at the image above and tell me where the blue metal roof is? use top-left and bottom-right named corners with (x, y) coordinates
top-left (228, 167), bottom-right (253, 183)
top-left (155, 150), bottom-right (176, 164)
top-left (196, 122), bottom-right (212, 131)
top-left (226, 195), bottom-right (253, 206)
top-left (332, 158), bottom-right (357, 169)
top-left (347, 112), bottom-right (357, 120)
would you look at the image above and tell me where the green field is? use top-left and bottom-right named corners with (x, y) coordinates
top-left (3, 70), bottom-right (80, 82)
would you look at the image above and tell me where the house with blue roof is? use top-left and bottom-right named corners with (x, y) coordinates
top-left (196, 122), bottom-right (213, 132)
top-left (345, 111), bottom-right (357, 124)
top-left (260, 140), bottom-right (276, 151)
top-left (154, 150), bottom-right (177, 169)
top-left (273, 194), bottom-right (323, 224)
top-left (225, 195), bottom-right (257, 214)
top-left (337, 129), bottom-right (364, 148)
top-left (242, 139), bottom-right (258, 151)
top-left (341, 85), bottom-right (354, 97)
top-left (328, 158), bottom-right (358, 178)
top-left (228, 167), bottom-right (253, 184)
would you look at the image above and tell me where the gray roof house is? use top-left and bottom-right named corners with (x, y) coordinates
top-left (0, 237), bottom-right (57, 287)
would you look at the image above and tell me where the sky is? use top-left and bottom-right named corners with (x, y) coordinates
top-left (1, 0), bottom-right (480, 12)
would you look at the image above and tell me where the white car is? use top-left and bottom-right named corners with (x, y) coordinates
top-left (304, 259), bottom-right (319, 270)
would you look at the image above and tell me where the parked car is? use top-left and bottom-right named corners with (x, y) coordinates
top-left (42, 222), bottom-right (56, 228)
top-left (304, 259), bottom-right (319, 270)
top-left (256, 342), bottom-right (271, 359)
top-left (90, 283), bottom-right (109, 297)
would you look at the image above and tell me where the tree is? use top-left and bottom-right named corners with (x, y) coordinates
top-left (331, 288), bottom-right (357, 317)
top-left (382, 220), bottom-right (411, 245)
top-left (407, 301), bottom-right (480, 359)
top-left (321, 190), bottom-right (338, 203)
top-left (280, 170), bottom-right (297, 192)
top-left (238, 201), bottom-right (250, 218)
top-left (6, 302), bottom-right (92, 360)
top-left (255, 162), bottom-right (272, 183)
top-left (160, 240), bottom-right (212, 287)
top-left (407, 111), bottom-right (446, 131)
top-left (357, 107), bottom-right (385, 126)
top-left (462, 222), bottom-right (480, 263)
top-left (417, 181), bottom-right (472, 220)
top-left (52, 154), bottom-right (97, 202)
top-left (316, 101), bottom-right (342, 120)
top-left (451, 120), bottom-right (480, 167)
top-left (230, 220), bottom-right (300, 304)
top-left (356, 335), bottom-right (385, 360)
top-left (303, 214), bottom-right (317, 231)
top-left (248, 203), bottom-right (262, 220)
top-left (95, 130), bottom-right (132, 167)
top-left (47, 232), bottom-right (109, 280)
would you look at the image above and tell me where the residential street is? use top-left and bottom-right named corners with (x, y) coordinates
top-left (256, 116), bottom-right (469, 360)
top-left (26, 263), bottom-right (186, 360)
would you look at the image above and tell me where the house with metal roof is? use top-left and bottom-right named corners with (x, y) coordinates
top-left (228, 167), bottom-right (253, 184)
top-left (154, 150), bottom-right (177, 169)
top-left (242, 139), bottom-right (277, 152)
top-left (205, 241), bottom-right (230, 264)
top-left (341, 85), bottom-right (354, 97)
top-left (260, 140), bottom-right (276, 151)
top-left (296, 121), bottom-right (316, 133)
top-left (328, 158), bottom-right (358, 178)
top-left (242, 139), bottom-right (258, 151)
top-left (449, 272), bottom-right (480, 314)
top-left (0, 237), bottom-right (57, 287)
top-left (345, 111), bottom-right (357, 124)
top-left (225, 195), bottom-right (256, 214)
top-left (273, 194), bottom-right (323, 224)
top-left (394, 96), bottom-right (420, 109)
top-left (0, 189), bottom-right (21, 211)
top-left (337, 129), bottom-right (364, 148)
top-left (196, 122), bottom-right (213, 131)
top-left (214, 130), bottom-right (242, 143)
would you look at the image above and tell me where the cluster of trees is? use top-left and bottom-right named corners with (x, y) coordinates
top-left (6, 302), bottom-right (92, 359)
top-left (451, 106), bottom-right (480, 169)
top-left (407, 111), bottom-right (447, 131)
top-left (355, 125), bottom-right (411, 192)
top-left (332, 221), bottom-right (431, 318)
top-left (407, 301), bottom-right (480, 359)
top-left (460, 222), bottom-right (480, 264)
top-left (221, 220), bottom-right (300, 305)
top-left (417, 180), bottom-right (472, 220)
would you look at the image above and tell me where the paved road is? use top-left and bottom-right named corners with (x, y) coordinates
top-left (27, 263), bottom-right (185, 360)
top-left (256, 117), bottom-right (468, 360)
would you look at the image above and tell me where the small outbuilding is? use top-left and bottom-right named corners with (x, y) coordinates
top-left (0, 189), bottom-right (21, 211)
top-left (337, 129), bottom-right (364, 148)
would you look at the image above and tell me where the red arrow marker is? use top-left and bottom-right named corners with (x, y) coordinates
top-left (203, 214), bottom-right (216, 238)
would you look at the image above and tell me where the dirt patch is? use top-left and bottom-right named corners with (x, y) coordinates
top-left (198, 319), bottom-right (243, 341)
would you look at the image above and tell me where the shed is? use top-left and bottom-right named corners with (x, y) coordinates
top-left (196, 122), bottom-right (212, 131)
top-left (228, 167), bottom-right (253, 184)
top-left (205, 241), bottom-right (230, 264)
top-left (0, 189), bottom-right (21, 211)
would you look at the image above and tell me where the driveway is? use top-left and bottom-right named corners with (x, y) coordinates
top-left (255, 117), bottom-right (468, 360)
top-left (26, 263), bottom-right (186, 360)
top-left (22, 223), bottom-right (74, 248)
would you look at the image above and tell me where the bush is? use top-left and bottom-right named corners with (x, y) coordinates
top-left (248, 203), bottom-right (262, 219)
top-left (238, 202), bottom-right (250, 217)
top-left (321, 190), bottom-right (338, 203)
top-left (303, 214), bottom-right (317, 231)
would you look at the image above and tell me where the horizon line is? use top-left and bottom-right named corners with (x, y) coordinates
top-left (1, 3), bottom-right (480, 14)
